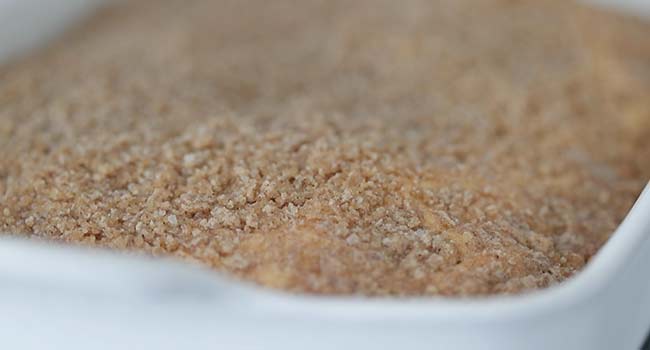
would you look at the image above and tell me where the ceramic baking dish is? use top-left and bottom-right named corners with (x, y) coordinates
top-left (0, 1), bottom-right (649, 349)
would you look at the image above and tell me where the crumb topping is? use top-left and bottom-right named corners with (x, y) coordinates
top-left (1, 0), bottom-right (649, 296)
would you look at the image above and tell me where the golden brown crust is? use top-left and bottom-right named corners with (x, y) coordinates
top-left (1, 0), bottom-right (649, 296)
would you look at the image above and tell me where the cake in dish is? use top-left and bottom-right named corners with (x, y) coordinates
top-left (0, 0), bottom-right (649, 296)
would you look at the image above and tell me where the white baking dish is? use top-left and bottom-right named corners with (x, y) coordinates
top-left (0, 1), bottom-right (649, 349)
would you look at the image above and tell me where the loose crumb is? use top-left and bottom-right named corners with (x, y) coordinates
top-left (0, 0), bottom-right (649, 296)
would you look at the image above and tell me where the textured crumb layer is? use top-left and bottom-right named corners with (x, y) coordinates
top-left (1, 0), bottom-right (649, 296)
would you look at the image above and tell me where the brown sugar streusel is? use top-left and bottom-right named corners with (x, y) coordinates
top-left (1, 0), bottom-right (649, 296)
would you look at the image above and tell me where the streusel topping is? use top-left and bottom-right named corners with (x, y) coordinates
top-left (1, 0), bottom-right (648, 295)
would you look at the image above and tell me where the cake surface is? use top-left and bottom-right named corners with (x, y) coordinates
top-left (1, 0), bottom-right (649, 296)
